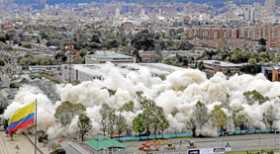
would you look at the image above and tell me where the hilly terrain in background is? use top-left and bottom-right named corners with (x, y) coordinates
top-left (13, 0), bottom-right (265, 7)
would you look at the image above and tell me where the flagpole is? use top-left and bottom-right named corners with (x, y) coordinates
top-left (35, 99), bottom-right (37, 154)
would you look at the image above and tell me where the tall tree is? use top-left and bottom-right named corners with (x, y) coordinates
top-left (78, 113), bottom-right (92, 142)
top-left (115, 113), bottom-right (128, 136)
top-left (132, 96), bottom-right (169, 135)
top-left (132, 113), bottom-right (145, 134)
top-left (55, 101), bottom-right (86, 125)
top-left (263, 105), bottom-right (276, 129)
top-left (211, 106), bottom-right (227, 130)
top-left (190, 101), bottom-right (208, 137)
top-left (99, 103), bottom-right (116, 137)
top-left (131, 29), bottom-right (155, 51)
top-left (100, 103), bottom-right (110, 136)
top-left (233, 111), bottom-right (249, 130)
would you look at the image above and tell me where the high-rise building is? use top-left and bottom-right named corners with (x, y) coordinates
top-left (265, 0), bottom-right (276, 13)
top-left (115, 8), bottom-right (120, 18)
top-left (244, 6), bottom-right (256, 23)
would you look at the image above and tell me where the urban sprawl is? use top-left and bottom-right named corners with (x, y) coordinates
top-left (1, 0), bottom-right (280, 154)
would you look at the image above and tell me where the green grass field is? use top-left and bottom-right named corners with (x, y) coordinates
top-left (227, 150), bottom-right (278, 154)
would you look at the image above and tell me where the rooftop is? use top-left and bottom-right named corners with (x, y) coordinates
top-left (88, 51), bottom-right (133, 59)
top-left (71, 63), bottom-right (185, 77)
top-left (202, 60), bottom-right (248, 67)
top-left (85, 135), bottom-right (126, 151)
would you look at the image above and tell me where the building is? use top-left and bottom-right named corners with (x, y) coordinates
top-left (62, 63), bottom-right (185, 82)
top-left (0, 75), bottom-right (10, 88)
top-left (202, 60), bottom-right (248, 76)
top-left (184, 24), bottom-right (280, 49)
top-left (244, 6), bottom-right (256, 23)
top-left (265, 0), bottom-right (276, 14)
top-left (262, 65), bottom-right (280, 81)
top-left (139, 51), bottom-right (161, 63)
top-left (29, 65), bottom-right (61, 74)
top-left (85, 51), bottom-right (135, 64)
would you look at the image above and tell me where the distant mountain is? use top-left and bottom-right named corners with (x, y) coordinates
top-left (13, 0), bottom-right (265, 7)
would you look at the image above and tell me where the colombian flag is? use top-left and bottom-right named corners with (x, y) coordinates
top-left (7, 102), bottom-right (36, 135)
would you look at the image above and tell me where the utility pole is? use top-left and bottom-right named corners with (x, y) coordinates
top-left (274, 128), bottom-right (276, 150)
top-left (34, 99), bottom-right (38, 154)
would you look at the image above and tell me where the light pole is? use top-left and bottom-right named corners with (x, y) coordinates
top-left (274, 128), bottom-right (277, 150)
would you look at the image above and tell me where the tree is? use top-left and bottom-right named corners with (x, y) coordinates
top-left (258, 52), bottom-right (270, 63)
top-left (54, 101), bottom-right (86, 125)
top-left (104, 39), bottom-right (119, 49)
top-left (78, 113), bottom-right (92, 142)
top-left (0, 92), bottom-right (8, 114)
top-left (229, 49), bottom-right (250, 63)
top-left (157, 108), bottom-right (170, 133)
top-left (190, 101), bottom-right (208, 137)
top-left (0, 32), bottom-right (7, 43)
top-left (243, 90), bottom-right (269, 105)
top-left (99, 103), bottom-right (116, 137)
top-left (0, 45), bottom-right (21, 86)
top-left (132, 113), bottom-right (145, 134)
top-left (204, 50), bottom-right (217, 60)
top-left (89, 32), bottom-right (102, 49)
top-left (211, 106), bottom-right (227, 130)
top-left (120, 101), bottom-right (134, 112)
top-left (107, 109), bottom-right (116, 137)
top-left (233, 111), bottom-right (249, 130)
top-left (131, 30), bottom-right (155, 51)
top-left (79, 48), bottom-right (88, 58)
top-left (248, 58), bottom-right (257, 65)
top-left (100, 103), bottom-right (110, 136)
top-left (115, 114), bottom-right (128, 136)
top-left (263, 105), bottom-right (276, 129)
top-left (132, 96), bottom-right (169, 135)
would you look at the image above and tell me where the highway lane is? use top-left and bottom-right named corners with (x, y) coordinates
top-left (193, 134), bottom-right (280, 151)
top-left (123, 134), bottom-right (280, 153)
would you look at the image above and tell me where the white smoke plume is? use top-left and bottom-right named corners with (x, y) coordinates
top-left (3, 63), bottom-right (280, 138)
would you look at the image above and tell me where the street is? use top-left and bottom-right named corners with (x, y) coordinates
top-left (124, 134), bottom-right (280, 153)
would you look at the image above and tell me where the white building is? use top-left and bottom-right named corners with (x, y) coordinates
top-left (85, 51), bottom-right (135, 64)
top-left (243, 6), bottom-right (256, 23)
top-left (265, 0), bottom-right (276, 14)
top-left (62, 63), bottom-right (185, 82)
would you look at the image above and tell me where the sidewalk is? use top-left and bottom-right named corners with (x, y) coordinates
top-left (0, 132), bottom-right (10, 154)
top-left (0, 131), bottom-right (51, 154)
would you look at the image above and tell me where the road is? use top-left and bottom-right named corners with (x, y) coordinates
top-left (192, 134), bottom-right (280, 151)
top-left (62, 142), bottom-right (92, 154)
top-left (124, 134), bottom-right (280, 153)
top-left (2, 132), bottom-right (279, 154)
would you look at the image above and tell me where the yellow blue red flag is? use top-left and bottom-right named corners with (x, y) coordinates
top-left (7, 102), bottom-right (35, 134)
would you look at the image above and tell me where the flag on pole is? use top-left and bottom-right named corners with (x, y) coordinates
top-left (7, 102), bottom-right (36, 135)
